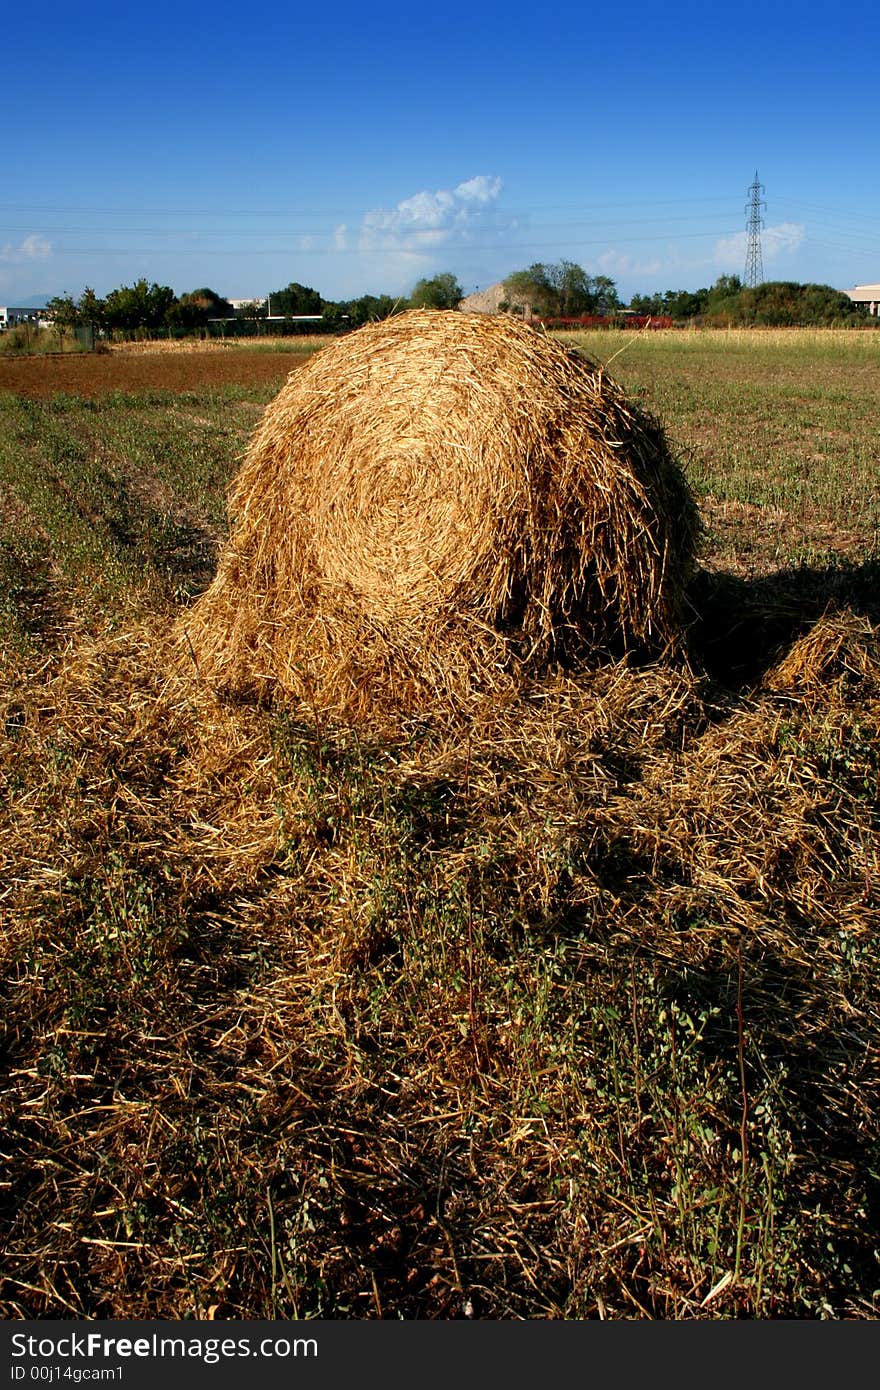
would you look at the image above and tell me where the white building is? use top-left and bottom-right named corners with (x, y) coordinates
top-left (0, 305), bottom-right (46, 330)
top-left (842, 283), bottom-right (880, 315)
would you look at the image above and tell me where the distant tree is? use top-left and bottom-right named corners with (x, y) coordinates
top-left (628, 275), bottom-right (864, 327)
top-left (662, 287), bottom-right (710, 320)
top-left (188, 286), bottom-right (235, 317)
top-left (104, 279), bottom-right (176, 335)
top-left (548, 260), bottom-right (595, 316)
top-left (700, 275), bottom-right (742, 322)
top-left (591, 274), bottom-right (621, 316)
top-left (77, 287), bottom-right (106, 333)
top-left (237, 298), bottom-right (268, 322)
top-left (409, 273), bottom-right (464, 310)
top-left (710, 274), bottom-right (744, 300)
top-left (45, 294), bottom-right (79, 340)
top-left (326, 294), bottom-right (405, 327)
top-left (503, 264), bottom-right (556, 316)
top-left (268, 282), bottom-right (324, 316)
top-left (795, 283), bottom-right (862, 324)
top-left (166, 296), bottom-right (207, 334)
top-left (503, 261), bottom-right (620, 318)
top-left (628, 292), bottom-right (665, 316)
top-left (167, 287), bottom-right (235, 333)
top-left (730, 281), bottom-right (861, 327)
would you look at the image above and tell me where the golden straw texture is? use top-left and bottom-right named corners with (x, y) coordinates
top-left (182, 310), bottom-right (699, 717)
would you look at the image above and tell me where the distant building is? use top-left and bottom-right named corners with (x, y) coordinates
top-left (0, 305), bottom-right (46, 330)
top-left (842, 283), bottom-right (880, 316)
top-left (226, 297), bottom-right (323, 323)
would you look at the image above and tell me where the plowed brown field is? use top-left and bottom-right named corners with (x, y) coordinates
top-left (0, 348), bottom-right (310, 397)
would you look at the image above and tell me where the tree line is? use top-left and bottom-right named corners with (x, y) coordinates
top-left (47, 283), bottom-right (231, 338)
top-left (504, 264), bottom-right (867, 326)
top-left (629, 275), bottom-right (866, 326)
top-left (46, 273), bottom-right (468, 340)
top-left (46, 264), bottom-right (870, 340)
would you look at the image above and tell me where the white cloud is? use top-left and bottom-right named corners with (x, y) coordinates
top-left (596, 249), bottom-right (663, 279)
top-left (454, 175), bottom-right (503, 204)
top-left (713, 221), bottom-right (805, 268)
top-left (360, 175), bottom-right (504, 251)
top-left (763, 221), bottom-right (806, 259)
top-left (0, 234), bottom-right (52, 263)
top-left (334, 223), bottom-right (348, 251)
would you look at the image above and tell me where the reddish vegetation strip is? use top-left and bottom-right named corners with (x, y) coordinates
top-left (0, 349), bottom-right (309, 398)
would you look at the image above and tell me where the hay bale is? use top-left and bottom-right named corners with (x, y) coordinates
top-left (182, 309), bottom-right (699, 717)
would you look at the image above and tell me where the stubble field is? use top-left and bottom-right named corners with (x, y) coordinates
top-left (1, 327), bottom-right (878, 1319)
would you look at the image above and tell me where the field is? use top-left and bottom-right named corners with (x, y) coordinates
top-left (0, 342), bottom-right (322, 399)
top-left (1, 327), bottom-right (878, 1319)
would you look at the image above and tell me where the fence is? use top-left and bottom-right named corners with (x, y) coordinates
top-left (206, 316), bottom-right (341, 339)
top-left (530, 314), bottom-right (674, 331)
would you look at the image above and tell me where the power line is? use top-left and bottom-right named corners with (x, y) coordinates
top-left (0, 213), bottom-right (736, 239)
top-left (0, 195), bottom-right (738, 220)
top-left (774, 195), bottom-right (880, 229)
top-left (30, 228), bottom-right (742, 257)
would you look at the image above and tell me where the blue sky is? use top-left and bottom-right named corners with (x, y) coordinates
top-left (4, 1), bottom-right (879, 306)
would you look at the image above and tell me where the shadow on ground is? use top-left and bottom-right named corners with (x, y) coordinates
top-left (687, 557), bottom-right (880, 689)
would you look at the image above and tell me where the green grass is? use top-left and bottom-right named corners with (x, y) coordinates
top-left (0, 387), bottom-right (264, 648)
top-left (0, 325), bottom-right (88, 356)
top-left (560, 328), bottom-right (880, 572)
top-left (1, 329), bottom-right (879, 1318)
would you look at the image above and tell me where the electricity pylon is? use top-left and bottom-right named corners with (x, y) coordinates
top-left (744, 172), bottom-right (766, 288)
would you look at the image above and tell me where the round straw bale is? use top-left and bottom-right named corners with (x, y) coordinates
top-left (182, 309), bottom-right (699, 717)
